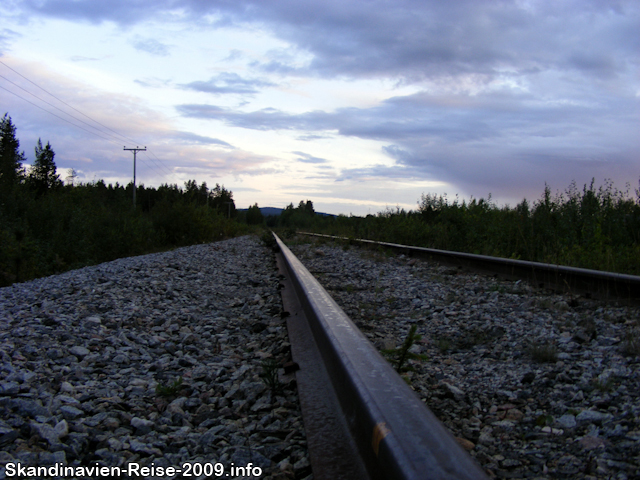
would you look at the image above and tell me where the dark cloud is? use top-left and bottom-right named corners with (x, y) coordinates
top-left (17, 1), bottom-right (638, 83)
top-left (175, 82), bottom-right (639, 200)
top-left (179, 73), bottom-right (276, 95)
top-left (176, 87), bottom-right (626, 145)
top-left (19, 0), bottom-right (167, 25)
top-left (8, 1), bottom-right (640, 206)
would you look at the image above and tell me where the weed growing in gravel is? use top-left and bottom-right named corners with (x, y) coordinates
top-left (436, 338), bottom-right (451, 352)
top-left (156, 377), bottom-right (183, 397)
top-left (578, 316), bottom-right (597, 337)
top-left (528, 341), bottom-right (558, 363)
top-left (621, 328), bottom-right (640, 356)
top-left (536, 414), bottom-right (554, 427)
top-left (259, 359), bottom-right (284, 397)
top-left (382, 325), bottom-right (428, 373)
top-left (535, 298), bottom-right (555, 310)
top-left (456, 327), bottom-right (490, 349)
top-left (592, 376), bottom-right (616, 392)
top-left (260, 230), bottom-right (277, 251)
top-left (445, 291), bottom-right (459, 304)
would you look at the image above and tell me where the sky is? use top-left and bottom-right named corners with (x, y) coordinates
top-left (1, 0), bottom-right (638, 215)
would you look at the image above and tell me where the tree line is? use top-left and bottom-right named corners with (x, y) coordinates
top-left (3, 111), bottom-right (638, 283)
top-left (0, 114), bottom-right (246, 286)
top-left (268, 184), bottom-right (640, 276)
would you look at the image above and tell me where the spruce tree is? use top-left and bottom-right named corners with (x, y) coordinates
top-left (28, 138), bottom-right (60, 195)
top-left (246, 203), bottom-right (264, 225)
top-left (0, 114), bottom-right (26, 190)
top-left (210, 183), bottom-right (236, 218)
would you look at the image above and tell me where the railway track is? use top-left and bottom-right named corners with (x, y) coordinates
top-left (279, 233), bottom-right (640, 479)
top-left (298, 232), bottom-right (640, 305)
top-left (273, 232), bottom-right (489, 480)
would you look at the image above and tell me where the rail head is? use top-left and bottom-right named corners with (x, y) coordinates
top-left (299, 232), bottom-right (640, 303)
top-left (274, 233), bottom-right (489, 480)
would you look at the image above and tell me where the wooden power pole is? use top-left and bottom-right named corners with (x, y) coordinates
top-left (124, 146), bottom-right (146, 208)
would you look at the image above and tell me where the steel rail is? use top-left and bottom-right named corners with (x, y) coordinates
top-left (299, 232), bottom-right (640, 303)
top-left (274, 233), bottom-right (489, 480)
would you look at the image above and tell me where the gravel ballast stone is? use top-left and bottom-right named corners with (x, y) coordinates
top-left (288, 236), bottom-right (640, 480)
top-left (0, 236), bottom-right (310, 480)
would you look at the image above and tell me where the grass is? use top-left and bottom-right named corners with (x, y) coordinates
top-left (436, 338), bottom-right (452, 352)
top-left (621, 328), bottom-right (640, 357)
top-left (259, 359), bottom-right (284, 397)
top-left (382, 325), bottom-right (428, 373)
top-left (592, 376), bottom-right (616, 392)
top-left (528, 341), bottom-right (558, 363)
top-left (156, 377), bottom-right (183, 397)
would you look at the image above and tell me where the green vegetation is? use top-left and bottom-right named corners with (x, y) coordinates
top-left (156, 377), bottom-right (183, 397)
top-left (245, 203), bottom-right (264, 225)
top-left (269, 178), bottom-right (640, 276)
top-left (0, 113), bottom-right (250, 286)
top-left (621, 327), bottom-right (640, 357)
top-left (382, 325), bottom-right (428, 373)
top-left (259, 359), bottom-right (284, 397)
top-left (4, 110), bottom-right (638, 284)
top-left (528, 340), bottom-right (559, 363)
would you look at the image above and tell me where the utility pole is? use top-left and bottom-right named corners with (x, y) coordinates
top-left (124, 146), bottom-right (146, 208)
top-left (223, 201), bottom-right (233, 219)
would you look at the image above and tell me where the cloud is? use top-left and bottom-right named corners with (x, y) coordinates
top-left (133, 77), bottom-right (172, 88)
top-left (171, 131), bottom-right (234, 148)
top-left (6, 1), bottom-right (640, 211)
top-left (0, 57), bottom-right (272, 184)
top-left (176, 104), bottom-right (335, 131)
top-left (17, 0), bottom-right (163, 25)
top-left (70, 55), bottom-right (102, 62)
top-left (296, 134), bottom-right (333, 141)
top-left (175, 81), bottom-right (639, 201)
top-left (222, 49), bottom-right (244, 62)
top-left (292, 151), bottom-right (328, 164)
top-left (12, 1), bottom-right (638, 88)
top-left (131, 36), bottom-right (171, 56)
top-left (179, 73), bottom-right (276, 95)
top-left (0, 28), bottom-right (21, 52)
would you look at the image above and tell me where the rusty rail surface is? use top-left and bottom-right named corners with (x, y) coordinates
top-left (274, 233), bottom-right (489, 480)
top-left (298, 232), bottom-right (640, 304)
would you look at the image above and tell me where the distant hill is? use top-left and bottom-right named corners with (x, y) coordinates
top-left (237, 206), bottom-right (335, 217)
top-left (258, 207), bottom-right (285, 217)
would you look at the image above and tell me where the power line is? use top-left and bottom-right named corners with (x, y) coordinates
top-left (0, 59), bottom-right (141, 146)
top-left (143, 149), bottom-right (174, 177)
top-left (1, 83), bottom-right (175, 179)
top-left (0, 73), bottom-right (128, 145)
top-left (0, 84), bottom-right (123, 147)
top-left (0, 61), bottom-right (174, 178)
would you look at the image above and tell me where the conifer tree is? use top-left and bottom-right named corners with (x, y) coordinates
top-left (246, 203), bottom-right (264, 225)
top-left (0, 114), bottom-right (26, 190)
top-left (28, 138), bottom-right (60, 195)
top-left (210, 183), bottom-right (236, 217)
